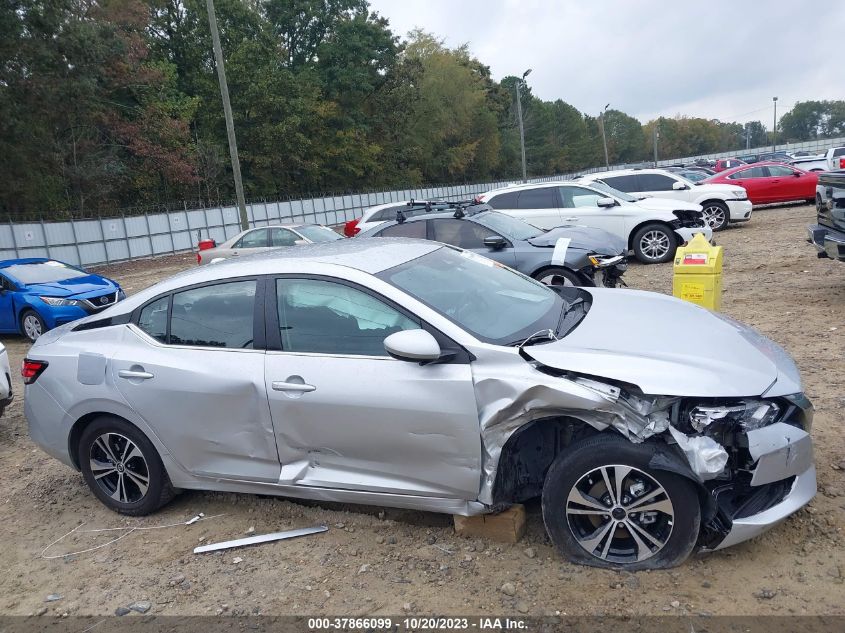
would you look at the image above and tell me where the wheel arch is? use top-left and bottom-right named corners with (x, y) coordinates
top-left (627, 219), bottom-right (675, 251)
top-left (530, 264), bottom-right (593, 287)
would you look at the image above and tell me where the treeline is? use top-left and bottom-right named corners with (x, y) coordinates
top-left (1, 0), bottom-right (843, 218)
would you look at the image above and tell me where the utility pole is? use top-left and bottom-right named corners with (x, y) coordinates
top-left (772, 96), bottom-right (778, 154)
top-left (515, 69), bottom-right (531, 183)
top-left (600, 103), bottom-right (610, 170)
top-left (206, 0), bottom-right (249, 231)
top-left (653, 124), bottom-right (659, 166)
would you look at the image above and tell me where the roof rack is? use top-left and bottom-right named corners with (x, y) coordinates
top-left (395, 198), bottom-right (486, 223)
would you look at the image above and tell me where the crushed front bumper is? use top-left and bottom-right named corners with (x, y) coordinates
top-left (726, 199), bottom-right (753, 222)
top-left (702, 420), bottom-right (816, 551)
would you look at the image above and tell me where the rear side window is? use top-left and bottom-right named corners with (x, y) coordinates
top-left (234, 229), bottom-right (268, 249)
top-left (517, 188), bottom-right (557, 209)
top-left (600, 175), bottom-right (639, 192)
top-left (486, 191), bottom-right (519, 209)
top-left (638, 174), bottom-right (677, 191)
top-left (832, 148), bottom-right (845, 157)
top-left (729, 166), bottom-right (767, 180)
top-left (431, 219), bottom-right (496, 248)
top-left (169, 280), bottom-right (256, 348)
top-left (377, 222), bottom-right (427, 239)
top-left (138, 296), bottom-right (168, 343)
top-left (558, 186), bottom-right (605, 208)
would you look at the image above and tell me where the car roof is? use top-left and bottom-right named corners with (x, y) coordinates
top-left (707, 160), bottom-right (799, 177)
top-left (482, 181), bottom-right (567, 196)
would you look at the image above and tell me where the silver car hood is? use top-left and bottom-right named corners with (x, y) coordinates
top-left (524, 288), bottom-right (800, 398)
top-left (634, 197), bottom-right (702, 212)
top-left (527, 226), bottom-right (626, 254)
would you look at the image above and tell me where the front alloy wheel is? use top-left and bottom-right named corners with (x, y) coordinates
top-left (632, 223), bottom-right (678, 264)
top-left (21, 310), bottom-right (46, 342)
top-left (701, 202), bottom-right (729, 231)
top-left (566, 465), bottom-right (674, 564)
top-left (542, 435), bottom-right (700, 569)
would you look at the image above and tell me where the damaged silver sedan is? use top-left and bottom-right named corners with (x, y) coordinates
top-left (25, 239), bottom-right (815, 569)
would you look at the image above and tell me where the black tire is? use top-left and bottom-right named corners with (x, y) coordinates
top-left (79, 416), bottom-right (175, 516)
top-left (533, 266), bottom-right (590, 287)
top-left (541, 434), bottom-right (701, 570)
top-left (814, 195), bottom-right (823, 211)
top-left (631, 223), bottom-right (677, 264)
top-left (701, 200), bottom-right (730, 231)
top-left (20, 309), bottom-right (47, 342)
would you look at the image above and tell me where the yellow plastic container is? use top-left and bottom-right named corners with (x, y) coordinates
top-left (672, 233), bottom-right (723, 311)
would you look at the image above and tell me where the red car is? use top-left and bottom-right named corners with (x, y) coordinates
top-left (703, 161), bottom-right (818, 205)
top-left (713, 158), bottom-right (746, 172)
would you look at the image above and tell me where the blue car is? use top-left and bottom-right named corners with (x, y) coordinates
top-left (0, 258), bottom-right (124, 341)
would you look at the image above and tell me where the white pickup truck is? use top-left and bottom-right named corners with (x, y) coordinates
top-left (789, 147), bottom-right (845, 172)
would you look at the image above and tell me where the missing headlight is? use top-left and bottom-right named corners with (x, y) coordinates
top-left (689, 401), bottom-right (780, 433)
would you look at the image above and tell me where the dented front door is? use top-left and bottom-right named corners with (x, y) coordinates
top-left (265, 277), bottom-right (481, 499)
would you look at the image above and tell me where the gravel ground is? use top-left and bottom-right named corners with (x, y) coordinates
top-left (0, 203), bottom-right (843, 617)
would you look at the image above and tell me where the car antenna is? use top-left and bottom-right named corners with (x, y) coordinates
top-left (396, 208), bottom-right (406, 224)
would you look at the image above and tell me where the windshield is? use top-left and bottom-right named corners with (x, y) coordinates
top-left (379, 247), bottom-right (565, 345)
top-left (474, 211), bottom-right (543, 240)
top-left (296, 225), bottom-right (343, 242)
top-left (3, 260), bottom-right (88, 284)
top-left (587, 180), bottom-right (639, 203)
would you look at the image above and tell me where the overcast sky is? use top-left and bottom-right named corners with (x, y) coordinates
top-left (368, 0), bottom-right (844, 125)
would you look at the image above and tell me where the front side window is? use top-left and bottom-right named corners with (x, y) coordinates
top-left (170, 280), bottom-right (256, 348)
top-left (475, 212), bottom-right (543, 240)
top-left (379, 247), bottom-right (567, 345)
top-left (559, 186), bottom-right (605, 208)
top-left (767, 165), bottom-right (797, 177)
top-left (276, 279), bottom-right (418, 356)
top-left (377, 221), bottom-right (427, 239)
top-left (137, 296), bottom-right (169, 343)
top-left (516, 188), bottom-right (557, 209)
top-left (234, 228), bottom-right (268, 249)
top-left (431, 219), bottom-right (496, 249)
top-left (270, 228), bottom-right (298, 247)
top-left (586, 180), bottom-right (638, 202)
top-left (295, 225), bottom-right (342, 243)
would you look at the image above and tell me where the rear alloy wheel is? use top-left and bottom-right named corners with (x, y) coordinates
top-left (542, 435), bottom-right (700, 570)
top-left (79, 416), bottom-right (174, 515)
top-left (21, 309), bottom-right (46, 342)
top-left (534, 267), bottom-right (586, 287)
top-left (631, 224), bottom-right (677, 264)
top-left (701, 201), bottom-right (729, 231)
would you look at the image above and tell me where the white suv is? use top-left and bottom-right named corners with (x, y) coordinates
top-left (580, 168), bottom-right (752, 231)
top-left (477, 181), bottom-right (712, 264)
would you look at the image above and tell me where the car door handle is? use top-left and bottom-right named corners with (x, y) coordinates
top-left (562, 217), bottom-right (579, 221)
top-left (118, 369), bottom-right (154, 380)
top-left (272, 381), bottom-right (316, 392)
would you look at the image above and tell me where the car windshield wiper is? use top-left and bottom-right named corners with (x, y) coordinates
top-left (514, 328), bottom-right (558, 349)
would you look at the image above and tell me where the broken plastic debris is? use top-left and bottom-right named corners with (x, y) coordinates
top-left (193, 525), bottom-right (328, 554)
top-left (668, 426), bottom-right (728, 480)
top-left (185, 516), bottom-right (200, 525)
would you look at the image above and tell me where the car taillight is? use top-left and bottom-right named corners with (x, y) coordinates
top-left (473, 195), bottom-right (484, 204)
top-left (22, 358), bottom-right (48, 384)
top-left (197, 253), bottom-right (202, 264)
top-left (344, 218), bottom-right (361, 237)
top-left (840, 157), bottom-right (845, 169)
top-left (198, 238), bottom-right (216, 251)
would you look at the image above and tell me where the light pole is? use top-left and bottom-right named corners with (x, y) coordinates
top-left (206, 0), bottom-right (249, 231)
top-left (653, 124), bottom-right (659, 166)
top-left (745, 122), bottom-right (751, 151)
top-left (599, 103), bottom-right (610, 170)
top-left (772, 96), bottom-right (778, 153)
top-left (515, 69), bottom-right (531, 183)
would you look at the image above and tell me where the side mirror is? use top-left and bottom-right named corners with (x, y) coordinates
top-left (483, 235), bottom-right (507, 250)
top-left (596, 197), bottom-right (616, 208)
top-left (294, 239), bottom-right (308, 246)
top-left (672, 181), bottom-right (689, 191)
top-left (793, 171), bottom-right (801, 177)
top-left (384, 329), bottom-right (441, 362)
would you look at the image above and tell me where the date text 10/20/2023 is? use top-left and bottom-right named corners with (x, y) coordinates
top-left (307, 617), bottom-right (528, 630)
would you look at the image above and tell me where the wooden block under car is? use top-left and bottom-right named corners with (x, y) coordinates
top-left (453, 504), bottom-right (526, 543)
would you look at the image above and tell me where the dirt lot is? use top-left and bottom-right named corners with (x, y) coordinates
top-left (1, 203), bottom-right (843, 618)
